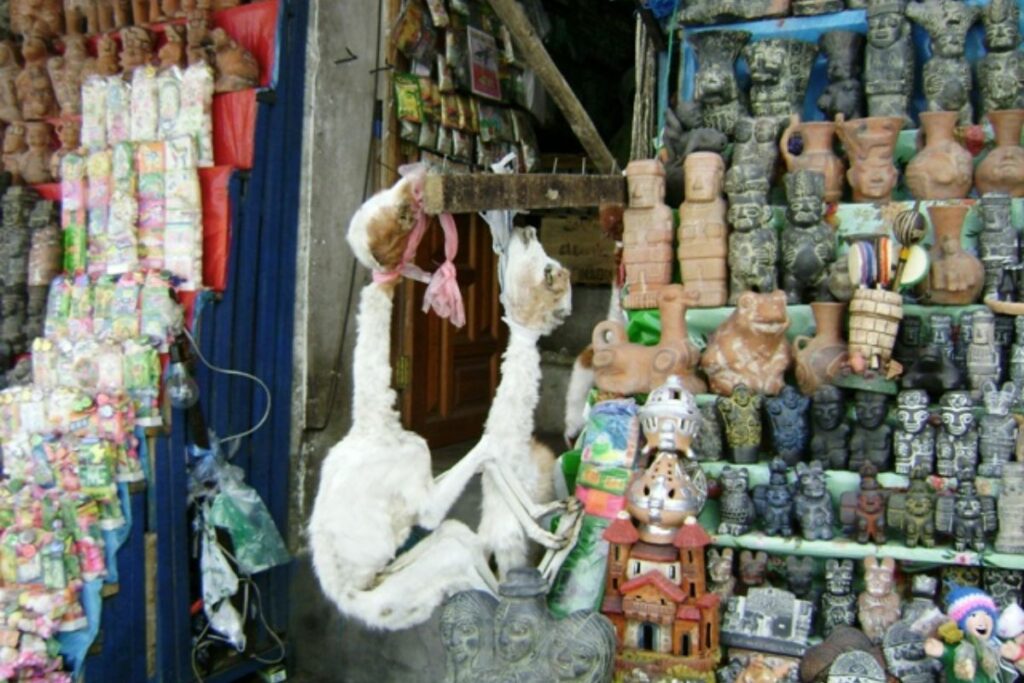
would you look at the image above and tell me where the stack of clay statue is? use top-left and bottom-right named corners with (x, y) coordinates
top-left (592, 284), bottom-right (707, 396)
top-left (780, 169), bottom-right (836, 304)
top-left (621, 159), bottom-right (674, 309)
top-left (677, 152), bottom-right (729, 306)
top-left (2, 120), bottom-right (53, 185)
top-left (701, 290), bottom-right (791, 396)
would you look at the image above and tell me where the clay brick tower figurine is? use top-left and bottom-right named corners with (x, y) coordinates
top-left (622, 160), bottom-right (674, 309)
top-left (677, 152), bottom-right (728, 307)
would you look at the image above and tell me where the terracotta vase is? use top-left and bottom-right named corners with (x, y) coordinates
top-left (905, 111), bottom-right (973, 200)
top-left (780, 115), bottom-right (846, 203)
top-left (835, 115), bottom-right (903, 203)
top-left (793, 302), bottom-right (849, 395)
top-left (976, 109), bottom-right (1024, 197)
top-left (927, 204), bottom-right (985, 305)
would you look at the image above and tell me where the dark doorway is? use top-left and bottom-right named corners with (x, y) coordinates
top-left (639, 622), bottom-right (657, 650)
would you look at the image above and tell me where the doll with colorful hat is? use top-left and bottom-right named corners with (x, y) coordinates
top-left (999, 603), bottom-right (1024, 675)
top-left (924, 584), bottom-right (1018, 682)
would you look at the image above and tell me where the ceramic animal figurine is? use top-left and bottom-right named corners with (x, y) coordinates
top-left (936, 469), bottom-right (998, 552)
top-left (15, 35), bottom-right (57, 121)
top-left (996, 463), bottom-right (1024, 553)
top-left (781, 170), bottom-right (835, 304)
top-left (716, 384), bottom-right (763, 464)
top-left (621, 159), bottom-right (674, 309)
top-left (753, 457), bottom-right (795, 536)
top-left (924, 586), bottom-right (1007, 683)
top-left (835, 115), bottom-right (903, 203)
top-left (677, 152), bottom-right (728, 306)
top-left (686, 30), bottom-right (749, 138)
top-left (592, 284), bottom-right (706, 396)
top-left (978, 381), bottom-right (1017, 478)
top-left (701, 290), bottom-right (790, 396)
top-left (858, 556), bottom-right (900, 644)
top-left (848, 391), bottom-right (893, 471)
top-left (120, 26), bottom-right (154, 72)
top-left (978, 0), bottom-right (1024, 116)
top-left (821, 559), bottom-right (858, 636)
top-left (902, 313), bottom-right (963, 400)
top-left (692, 403), bottom-right (724, 462)
top-left (764, 385), bottom-right (809, 465)
top-left (732, 116), bottom-right (780, 185)
top-left (718, 466), bottom-right (756, 535)
top-left (738, 550), bottom-right (768, 589)
top-left (979, 193), bottom-right (1019, 300)
top-left (724, 164), bottom-right (777, 303)
top-left (864, 0), bottom-right (914, 123)
top-left (18, 120), bottom-right (51, 184)
top-left (840, 462), bottom-right (888, 543)
top-left (894, 390), bottom-right (935, 475)
top-left (743, 38), bottom-right (818, 119)
top-left (936, 391), bottom-right (978, 477)
top-left (210, 27), bottom-right (259, 92)
top-left (707, 548), bottom-right (736, 604)
top-left (0, 41), bottom-right (20, 124)
top-left (906, 0), bottom-right (979, 125)
top-left (794, 460), bottom-right (834, 540)
top-left (817, 31), bottom-right (864, 121)
top-left (809, 385), bottom-right (850, 470)
top-left (786, 557), bottom-right (815, 601)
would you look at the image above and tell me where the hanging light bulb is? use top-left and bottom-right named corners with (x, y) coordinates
top-left (166, 338), bottom-right (200, 409)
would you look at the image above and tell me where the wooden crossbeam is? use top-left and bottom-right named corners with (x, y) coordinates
top-left (422, 173), bottom-right (626, 214)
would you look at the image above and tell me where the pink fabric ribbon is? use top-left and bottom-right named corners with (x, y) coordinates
top-left (371, 167), bottom-right (466, 328)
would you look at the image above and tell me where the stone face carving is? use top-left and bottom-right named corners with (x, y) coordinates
top-left (765, 385), bottom-right (809, 465)
top-left (858, 556), bottom-right (900, 644)
top-left (693, 403), bottom-right (724, 462)
top-left (780, 115), bottom-right (846, 204)
top-left (621, 160), bottom-right (673, 309)
top-left (906, 0), bottom-right (979, 124)
top-left (978, 192), bottom-right (1019, 300)
top-left (901, 313), bottom-right (963, 399)
top-left (978, 381), bottom-right (1017, 478)
top-left (836, 115), bottom-right (903, 203)
top-left (716, 384), bottom-right (763, 464)
top-left (893, 390), bottom-right (935, 475)
top-left (724, 164), bottom-right (777, 302)
top-left (744, 38), bottom-right (818, 119)
top-left (810, 384), bottom-right (849, 470)
top-left (794, 460), bottom-right (835, 540)
top-left (718, 466), bottom-right (756, 535)
top-left (753, 457), bottom-right (795, 536)
top-left (936, 468), bottom-right (998, 551)
top-left (936, 391), bottom-right (979, 477)
top-left (781, 170), bottom-right (836, 304)
top-left (979, 0), bottom-right (1024, 116)
top-left (995, 462), bottom-right (1024, 553)
top-left (701, 290), bottom-right (790, 396)
top-left (687, 31), bottom-right (749, 138)
top-left (707, 548), bottom-right (736, 604)
top-left (821, 560), bottom-right (858, 636)
top-left (927, 204), bottom-right (984, 305)
top-left (739, 550), bottom-right (768, 589)
top-left (883, 576), bottom-right (942, 683)
top-left (905, 111), bottom-right (973, 200)
top-left (677, 152), bottom-right (728, 307)
top-left (733, 116), bottom-right (780, 184)
top-left (886, 465), bottom-right (937, 547)
top-left (817, 31), bottom-right (865, 121)
top-left (848, 391), bottom-right (893, 472)
top-left (967, 309), bottom-right (1001, 391)
top-left (976, 109), bottom-right (1024, 198)
top-left (864, 0), bottom-right (914, 123)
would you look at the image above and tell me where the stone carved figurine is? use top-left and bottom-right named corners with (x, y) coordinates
top-left (753, 457), bottom-right (795, 536)
top-left (677, 152), bottom-right (729, 306)
top-left (996, 463), bottom-right (1024, 553)
top-left (967, 310), bottom-right (1002, 394)
top-left (781, 170), bottom-right (836, 304)
top-left (822, 559), bottom-right (858, 636)
top-left (716, 384), bottom-right (763, 464)
top-left (739, 550), bottom-right (768, 589)
top-left (724, 164), bottom-right (777, 302)
top-left (840, 462), bottom-right (888, 543)
top-left (718, 466), bottom-right (756, 535)
top-left (955, 311), bottom-right (975, 380)
top-left (858, 556), bottom-right (901, 644)
top-left (894, 389), bottom-right (935, 475)
top-left (936, 391), bottom-right (979, 477)
top-left (887, 466), bottom-right (938, 547)
top-left (978, 381), bottom-right (1017, 478)
top-left (864, 0), bottom-right (915, 123)
top-left (984, 569), bottom-right (1023, 610)
top-left (732, 116), bottom-right (781, 185)
top-left (848, 391), bottom-right (893, 472)
top-left (882, 575), bottom-right (943, 683)
top-left (708, 548), bottom-right (736, 604)
top-left (693, 403), bottom-right (724, 462)
top-left (47, 35), bottom-right (88, 117)
top-left (902, 314), bottom-right (963, 400)
top-left (1012, 317), bottom-right (1024, 406)
top-left (907, 0), bottom-right (980, 125)
top-left (744, 38), bottom-right (818, 120)
top-left (979, 0), bottom-right (1024, 116)
top-left (687, 30), bottom-right (749, 138)
top-left (701, 290), bottom-right (791, 396)
top-left (817, 31), bottom-right (865, 121)
top-left (794, 460), bottom-right (835, 540)
top-left (786, 557), bottom-right (816, 601)
top-left (764, 385), bottom-right (810, 465)
top-left (18, 120), bottom-right (51, 184)
top-left (936, 469), bottom-right (998, 551)
top-left (810, 385), bottom-right (850, 470)
top-left (978, 193), bottom-right (1019, 300)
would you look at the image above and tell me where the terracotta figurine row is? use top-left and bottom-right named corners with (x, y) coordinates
top-left (9, 0), bottom-right (243, 39)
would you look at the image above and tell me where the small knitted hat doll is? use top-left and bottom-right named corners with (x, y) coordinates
top-left (924, 585), bottom-right (1007, 683)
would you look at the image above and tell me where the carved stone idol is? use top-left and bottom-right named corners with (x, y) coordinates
top-left (753, 457), bottom-right (795, 536)
top-left (936, 391), bottom-right (979, 477)
top-left (967, 309), bottom-right (1002, 392)
top-left (978, 382), bottom-right (1017, 479)
top-left (984, 568), bottom-right (1023, 610)
top-left (979, 193), bottom-right (1019, 300)
top-left (835, 115), bottom-right (903, 203)
top-left (848, 391), bottom-right (893, 472)
top-left (688, 31), bottom-right (749, 138)
top-left (979, 0), bottom-right (1024, 116)
top-left (795, 460), bottom-right (835, 540)
top-left (765, 385), bottom-right (810, 465)
top-left (840, 462), bottom-right (888, 543)
top-left (744, 38), bottom-right (818, 119)
top-left (738, 550), bottom-right (768, 589)
top-left (936, 468), bottom-right (997, 551)
top-left (794, 0), bottom-right (844, 14)
top-left (716, 384), bottom-right (763, 464)
top-left (780, 115), bottom-right (846, 203)
top-left (906, 0), bottom-right (980, 124)
top-left (995, 462), bottom-right (1024, 553)
top-left (15, 35), bottom-right (57, 121)
top-left (781, 170), bottom-right (836, 304)
top-left (888, 466), bottom-right (938, 549)
top-left (810, 384), bottom-right (850, 470)
top-left (708, 548), bottom-right (736, 604)
top-left (677, 152), bottom-right (728, 307)
top-left (787, 556), bottom-right (816, 601)
top-left (718, 466), bottom-right (756, 535)
top-left (901, 313), bottom-right (963, 399)
top-left (883, 575), bottom-right (942, 683)
top-left (693, 403), bottom-right (724, 462)
top-left (954, 311), bottom-right (974, 379)
top-left (1013, 316), bottom-right (1024, 406)
top-left (701, 290), bottom-right (790, 396)
top-left (724, 164), bottom-right (777, 302)
top-left (679, 0), bottom-right (790, 26)
top-left (894, 390), bottom-right (935, 475)
top-left (733, 116), bottom-right (781, 189)
top-left (927, 204), bottom-right (985, 305)
top-left (622, 160), bottom-right (673, 309)
top-left (822, 560), bottom-right (858, 636)
top-left (905, 111), bottom-right (973, 200)
top-left (864, 0), bottom-right (914, 123)
top-left (210, 27), bottom-right (259, 93)
top-left (858, 556), bottom-right (900, 644)
top-left (817, 31), bottom-right (865, 121)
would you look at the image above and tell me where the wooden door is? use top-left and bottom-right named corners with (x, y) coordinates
top-left (397, 213), bottom-right (506, 446)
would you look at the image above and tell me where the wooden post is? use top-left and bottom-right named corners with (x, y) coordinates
top-left (486, 0), bottom-right (619, 174)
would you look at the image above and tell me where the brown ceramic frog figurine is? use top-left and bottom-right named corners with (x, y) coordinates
top-left (15, 34), bottom-right (58, 121)
top-left (210, 27), bottom-right (259, 92)
top-left (701, 290), bottom-right (791, 396)
top-left (19, 120), bottom-right (52, 184)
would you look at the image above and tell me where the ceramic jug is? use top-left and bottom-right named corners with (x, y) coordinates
top-left (780, 115), bottom-right (846, 203)
top-left (905, 111), bottom-right (973, 200)
top-left (793, 302), bottom-right (849, 395)
top-left (927, 204), bottom-right (985, 304)
top-left (976, 109), bottom-right (1024, 197)
top-left (835, 115), bottom-right (903, 203)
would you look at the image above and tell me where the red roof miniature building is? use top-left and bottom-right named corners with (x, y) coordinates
top-left (604, 515), bottom-right (640, 545)
top-left (673, 521), bottom-right (712, 548)
top-left (621, 570), bottom-right (688, 603)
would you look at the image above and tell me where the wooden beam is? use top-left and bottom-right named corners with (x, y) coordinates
top-left (486, 0), bottom-right (618, 174)
top-left (422, 173), bottom-right (626, 214)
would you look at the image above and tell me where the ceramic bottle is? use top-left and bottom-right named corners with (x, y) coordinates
top-left (905, 111), bottom-right (973, 200)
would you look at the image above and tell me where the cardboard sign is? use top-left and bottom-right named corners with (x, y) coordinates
top-left (540, 215), bottom-right (616, 285)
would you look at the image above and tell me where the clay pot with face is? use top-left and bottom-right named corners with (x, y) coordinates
top-left (976, 109), bottom-right (1024, 197)
top-left (927, 204), bottom-right (985, 304)
top-left (906, 111), bottom-right (973, 200)
top-left (780, 114), bottom-right (846, 203)
top-left (836, 115), bottom-right (903, 203)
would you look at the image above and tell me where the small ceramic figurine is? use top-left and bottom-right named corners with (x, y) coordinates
top-left (936, 391), bottom-right (979, 477)
top-left (50, 117), bottom-right (79, 181)
top-left (841, 462), bottom-right (888, 543)
top-left (693, 403), bottom-right (724, 462)
top-left (701, 290), bottom-right (790, 396)
top-left (999, 603), bottom-right (1024, 676)
top-left (978, 0), bottom-right (1024, 116)
top-left (995, 462), bottom-right (1024, 553)
top-left (120, 26), bottom-right (154, 72)
top-left (716, 384), bottom-right (763, 464)
top-left (936, 468), bottom-right (998, 552)
top-left (732, 116), bottom-right (780, 184)
top-left (978, 381), bottom-right (1017, 478)
top-left (809, 385), bottom-right (850, 470)
top-left (780, 114), bottom-right (846, 204)
top-left (765, 385), bottom-right (810, 465)
top-left (744, 38), bottom-right (818, 119)
top-left (186, 6), bottom-right (212, 66)
top-left (622, 159), bottom-right (674, 309)
top-left (817, 31), bottom-right (865, 121)
top-left (887, 465), bottom-right (938, 547)
top-left (835, 115), bottom-right (903, 203)
top-left (0, 41), bottom-right (20, 124)
top-left (864, 0), bottom-right (915, 123)
top-left (906, 111), bottom-right (974, 200)
top-left (848, 391), bottom-right (893, 472)
top-left (794, 460), bottom-right (835, 540)
top-left (928, 204), bottom-right (985, 305)
top-left (858, 556), bottom-right (900, 644)
top-left (902, 314), bottom-right (964, 399)
top-left (753, 457), bottom-right (795, 536)
top-left (738, 550), bottom-right (768, 589)
top-left (1012, 317), bottom-right (1024, 406)
top-left (159, 25), bottom-right (187, 70)
top-left (822, 560), bottom-right (858, 636)
top-left (781, 170), bottom-right (836, 304)
top-left (2, 121), bottom-right (25, 183)
top-left (979, 193), bottom-right (1019, 300)
top-left (976, 109), bottom-right (1024, 198)
top-left (724, 164), bottom-right (777, 302)
top-left (786, 557), bottom-right (816, 601)
top-left (677, 152), bottom-right (728, 306)
top-left (686, 30), bottom-right (749, 138)
top-left (18, 120), bottom-right (51, 184)
top-left (894, 391), bottom-right (935, 475)
top-left (718, 466), bottom-right (756, 535)
top-left (924, 586), bottom-right (1006, 683)
top-left (906, 0), bottom-right (979, 125)
top-left (15, 35), bottom-right (57, 121)
top-left (708, 548), bottom-right (736, 604)
top-left (210, 27), bottom-right (259, 92)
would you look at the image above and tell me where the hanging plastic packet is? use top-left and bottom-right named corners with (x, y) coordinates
top-left (94, 343), bottom-right (125, 394)
top-left (424, 0), bottom-right (449, 27)
top-left (111, 272), bottom-right (141, 341)
top-left (446, 13), bottom-right (470, 89)
top-left (141, 271), bottom-right (182, 349)
top-left (392, 0), bottom-right (437, 64)
top-left (123, 340), bottom-right (161, 427)
top-left (59, 154), bottom-right (88, 276)
top-left (451, 129), bottom-right (474, 161)
top-left (75, 438), bottom-right (123, 530)
top-left (417, 118), bottom-right (438, 151)
top-left (18, 387), bottom-right (47, 436)
top-left (91, 275), bottom-right (116, 341)
top-left (156, 66), bottom-right (183, 142)
top-left (106, 142), bottom-right (139, 275)
top-left (179, 63), bottom-right (214, 167)
top-left (163, 136), bottom-right (203, 290)
top-left (436, 126), bottom-right (454, 157)
top-left (417, 77), bottom-right (440, 120)
top-left (80, 77), bottom-right (107, 151)
top-left (440, 92), bottom-right (459, 129)
top-left (66, 275), bottom-right (93, 341)
top-left (136, 141), bottom-right (166, 270)
top-left (70, 339), bottom-right (101, 392)
top-left (63, 496), bottom-right (106, 581)
top-left (105, 76), bottom-right (131, 147)
top-left (86, 149), bottom-right (112, 277)
top-left (130, 66), bottom-right (159, 142)
top-left (394, 73), bottom-right (423, 144)
top-left (31, 338), bottom-right (59, 389)
top-left (199, 513), bottom-right (246, 651)
top-left (42, 276), bottom-right (70, 342)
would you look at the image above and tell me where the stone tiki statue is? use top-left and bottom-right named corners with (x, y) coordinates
top-left (979, 0), bottom-right (1024, 116)
top-left (887, 466), bottom-right (938, 547)
top-left (893, 389), bottom-right (935, 475)
top-left (781, 170), bottom-right (836, 304)
top-left (822, 559), bottom-right (858, 636)
top-left (724, 164), bottom-right (777, 303)
top-left (732, 116), bottom-right (781, 188)
top-left (677, 152), bottom-right (729, 306)
top-left (967, 309), bottom-right (1002, 393)
top-left (978, 192), bottom-right (1019, 300)
top-left (848, 391), bottom-right (893, 472)
top-left (688, 30), bottom-right (750, 138)
top-left (810, 384), bottom-right (849, 470)
top-left (744, 38), bottom-right (818, 120)
top-left (906, 0), bottom-right (980, 124)
top-left (936, 391), bottom-right (978, 477)
top-left (622, 160), bottom-right (674, 309)
top-left (795, 460), bottom-right (835, 540)
top-left (864, 0), bottom-right (915, 124)
top-left (978, 381), bottom-right (1017, 478)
